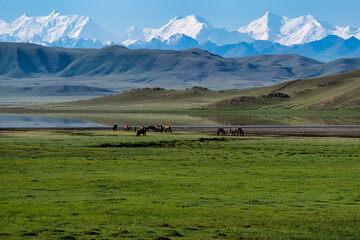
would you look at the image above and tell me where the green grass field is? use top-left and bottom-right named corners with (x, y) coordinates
top-left (1, 130), bottom-right (360, 239)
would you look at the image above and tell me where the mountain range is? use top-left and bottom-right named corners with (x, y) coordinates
top-left (1, 42), bottom-right (360, 93)
top-left (204, 35), bottom-right (360, 62)
top-left (1, 11), bottom-right (360, 61)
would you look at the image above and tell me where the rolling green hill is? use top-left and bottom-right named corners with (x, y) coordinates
top-left (205, 69), bottom-right (360, 110)
top-left (26, 87), bottom-right (243, 111)
top-left (3, 69), bottom-right (360, 112)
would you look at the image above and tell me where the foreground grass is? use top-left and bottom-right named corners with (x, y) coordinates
top-left (0, 130), bottom-right (359, 239)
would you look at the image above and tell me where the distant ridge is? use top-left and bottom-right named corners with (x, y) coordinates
top-left (1, 42), bottom-right (360, 90)
top-left (203, 35), bottom-right (360, 62)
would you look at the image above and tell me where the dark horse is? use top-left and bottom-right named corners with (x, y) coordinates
top-left (217, 128), bottom-right (226, 135)
top-left (230, 127), bottom-right (244, 136)
top-left (113, 124), bottom-right (118, 131)
top-left (136, 129), bottom-right (146, 136)
top-left (147, 126), bottom-right (156, 131)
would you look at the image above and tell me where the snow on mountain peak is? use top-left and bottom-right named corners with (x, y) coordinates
top-left (1, 11), bottom-right (359, 49)
top-left (238, 12), bottom-right (348, 45)
top-left (238, 11), bottom-right (284, 41)
top-left (49, 10), bottom-right (60, 16)
top-left (120, 14), bottom-right (253, 46)
top-left (147, 14), bottom-right (210, 41)
top-left (0, 11), bottom-right (116, 44)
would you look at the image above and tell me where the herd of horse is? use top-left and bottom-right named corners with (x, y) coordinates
top-left (113, 124), bottom-right (244, 137)
top-left (112, 125), bottom-right (172, 136)
top-left (217, 127), bottom-right (244, 136)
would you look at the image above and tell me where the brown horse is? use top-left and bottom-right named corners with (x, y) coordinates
top-left (165, 125), bottom-right (172, 132)
top-left (124, 125), bottom-right (131, 132)
top-left (155, 125), bottom-right (164, 132)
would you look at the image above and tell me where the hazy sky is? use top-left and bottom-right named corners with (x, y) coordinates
top-left (0, 0), bottom-right (359, 34)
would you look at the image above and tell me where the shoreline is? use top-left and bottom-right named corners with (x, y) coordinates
top-left (2, 125), bottom-right (360, 138)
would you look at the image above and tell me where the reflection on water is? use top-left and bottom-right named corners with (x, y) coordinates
top-left (31, 113), bottom-right (218, 126)
top-left (0, 114), bottom-right (108, 128)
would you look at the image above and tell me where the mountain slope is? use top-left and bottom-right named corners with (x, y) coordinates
top-left (204, 35), bottom-right (360, 62)
top-left (1, 42), bottom-right (360, 90)
top-left (204, 69), bottom-right (360, 110)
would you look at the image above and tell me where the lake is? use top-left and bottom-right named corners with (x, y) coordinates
top-left (0, 114), bottom-right (109, 128)
top-left (1, 112), bottom-right (360, 128)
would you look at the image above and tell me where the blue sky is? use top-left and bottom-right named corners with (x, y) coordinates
top-left (0, 0), bottom-right (359, 34)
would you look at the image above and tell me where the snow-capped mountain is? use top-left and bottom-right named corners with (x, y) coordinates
top-left (125, 33), bottom-right (200, 50)
top-left (200, 35), bottom-right (360, 62)
top-left (0, 10), bottom-right (360, 54)
top-left (0, 10), bottom-right (116, 45)
top-left (333, 26), bottom-right (360, 40)
top-left (47, 36), bottom-right (104, 48)
top-left (238, 12), bottom-right (360, 46)
top-left (119, 15), bottom-right (254, 46)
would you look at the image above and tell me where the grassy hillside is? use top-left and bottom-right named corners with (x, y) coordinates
top-left (11, 87), bottom-right (245, 111)
top-left (205, 69), bottom-right (360, 110)
top-left (2, 69), bottom-right (360, 112)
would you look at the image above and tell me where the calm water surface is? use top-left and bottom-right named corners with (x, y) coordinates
top-left (0, 114), bottom-right (109, 128)
top-left (1, 113), bottom-right (360, 128)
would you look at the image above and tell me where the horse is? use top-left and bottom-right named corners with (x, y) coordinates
top-left (217, 128), bottom-right (226, 135)
top-left (136, 129), bottom-right (146, 136)
top-left (113, 124), bottom-right (118, 131)
top-left (155, 125), bottom-right (164, 132)
top-left (238, 127), bottom-right (244, 136)
top-left (230, 127), bottom-right (244, 136)
top-left (147, 126), bottom-right (156, 131)
top-left (124, 125), bottom-right (131, 132)
top-left (165, 125), bottom-right (172, 133)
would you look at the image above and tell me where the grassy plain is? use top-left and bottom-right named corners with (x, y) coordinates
top-left (1, 130), bottom-right (360, 239)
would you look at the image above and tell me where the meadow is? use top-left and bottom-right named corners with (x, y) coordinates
top-left (0, 130), bottom-right (360, 239)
